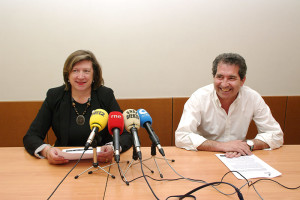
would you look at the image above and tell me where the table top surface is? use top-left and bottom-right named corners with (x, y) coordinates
top-left (0, 145), bottom-right (299, 200)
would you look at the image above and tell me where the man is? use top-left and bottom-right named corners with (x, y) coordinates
top-left (175, 53), bottom-right (283, 158)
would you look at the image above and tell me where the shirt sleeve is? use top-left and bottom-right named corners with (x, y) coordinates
top-left (175, 95), bottom-right (207, 151)
top-left (253, 96), bottom-right (284, 149)
top-left (23, 91), bottom-right (53, 156)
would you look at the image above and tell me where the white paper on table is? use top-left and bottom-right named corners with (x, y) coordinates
top-left (61, 147), bottom-right (101, 160)
top-left (216, 154), bottom-right (282, 179)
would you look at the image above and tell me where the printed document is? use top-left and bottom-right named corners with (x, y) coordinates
top-left (61, 147), bottom-right (101, 160)
top-left (216, 154), bottom-right (281, 179)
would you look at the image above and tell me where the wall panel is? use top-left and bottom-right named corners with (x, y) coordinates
top-left (284, 96), bottom-right (300, 144)
top-left (0, 96), bottom-right (298, 147)
top-left (118, 98), bottom-right (173, 147)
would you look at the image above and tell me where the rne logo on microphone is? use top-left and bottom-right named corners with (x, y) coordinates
top-left (111, 115), bottom-right (122, 119)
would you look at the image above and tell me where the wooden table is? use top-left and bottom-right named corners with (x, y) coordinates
top-left (0, 146), bottom-right (299, 199)
top-left (0, 147), bottom-right (108, 199)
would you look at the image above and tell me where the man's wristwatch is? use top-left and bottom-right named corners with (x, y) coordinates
top-left (246, 140), bottom-right (254, 151)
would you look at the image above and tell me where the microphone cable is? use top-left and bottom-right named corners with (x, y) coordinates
top-left (117, 158), bottom-right (160, 199)
top-left (126, 174), bottom-right (184, 183)
top-left (123, 172), bottom-right (244, 199)
top-left (139, 158), bottom-right (160, 200)
top-left (123, 158), bottom-right (300, 200)
top-left (220, 170), bottom-right (300, 200)
top-left (168, 168), bottom-right (300, 200)
top-left (177, 181), bottom-right (243, 200)
top-left (47, 149), bottom-right (86, 200)
top-left (162, 156), bottom-right (245, 199)
top-left (121, 155), bottom-right (243, 199)
top-left (114, 151), bottom-right (300, 199)
top-left (250, 178), bottom-right (300, 190)
top-left (249, 178), bottom-right (300, 200)
top-left (122, 159), bottom-right (244, 199)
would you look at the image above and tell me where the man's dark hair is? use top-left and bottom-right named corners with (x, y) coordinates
top-left (212, 53), bottom-right (247, 80)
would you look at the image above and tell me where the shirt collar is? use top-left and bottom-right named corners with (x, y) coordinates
top-left (213, 86), bottom-right (243, 107)
top-left (213, 88), bottom-right (221, 107)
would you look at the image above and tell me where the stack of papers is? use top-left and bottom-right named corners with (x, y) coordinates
top-left (61, 147), bottom-right (101, 160)
top-left (216, 154), bottom-right (281, 179)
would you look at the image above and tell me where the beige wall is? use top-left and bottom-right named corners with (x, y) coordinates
top-left (1, 0), bottom-right (300, 101)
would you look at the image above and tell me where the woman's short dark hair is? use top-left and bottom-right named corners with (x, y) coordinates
top-left (212, 53), bottom-right (247, 80)
top-left (63, 50), bottom-right (104, 91)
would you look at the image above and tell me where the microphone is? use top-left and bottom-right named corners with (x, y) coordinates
top-left (84, 109), bottom-right (108, 150)
top-left (108, 111), bottom-right (124, 163)
top-left (123, 109), bottom-right (142, 160)
top-left (137, 109), bottom-right (165, 156)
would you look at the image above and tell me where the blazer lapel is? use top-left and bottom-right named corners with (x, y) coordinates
top-left (59, 91), bottom-right (71, 146)
top-left (91, 90), bottom-right (101, 112)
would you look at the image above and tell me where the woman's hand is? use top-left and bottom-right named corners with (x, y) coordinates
top-left (42, 146), bottom-right (69, 165)
top-left (97, 145), bottom-right (114, 163)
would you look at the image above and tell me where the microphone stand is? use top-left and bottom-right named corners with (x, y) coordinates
top-left (122, 146), bottom-right (154, 185)
top-left (74, 137), bottom-right (115, 179)
top-left (141, 143), bottom-right (175, 178)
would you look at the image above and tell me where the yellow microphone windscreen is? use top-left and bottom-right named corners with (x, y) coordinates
top-left (89, 109), bottom-right (108, 132)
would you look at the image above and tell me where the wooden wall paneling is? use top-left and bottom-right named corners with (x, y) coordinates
top-left (247, 96), bottom-right (287, 142)
top-left (0, 102), bottom-right (41, 147)
top-left (0, 101), bottom-right (56, 147)
top-left (0, 96), bottom-right (297, 147)
top-left (172, 97), bottom-right (189, 146)
top-left (284, 96), bottom-right (300, 144)
top-left (118, 98), bottom-right (173, 147)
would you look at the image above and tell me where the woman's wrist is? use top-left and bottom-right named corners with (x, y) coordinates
top-left (44, 146), bottom-right (53, 158)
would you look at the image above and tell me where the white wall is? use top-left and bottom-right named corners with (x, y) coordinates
top-left (1, 0), bottom-right (299, 101)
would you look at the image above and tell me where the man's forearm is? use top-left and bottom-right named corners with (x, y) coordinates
top-left (197, 140), bottom-right (224, 152)
top-left (197, 140), bottom-right (252, 156)
top-left (252, 139), bottom-right (270, 150)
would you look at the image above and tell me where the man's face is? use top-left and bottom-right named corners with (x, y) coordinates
top-left (213, 62), bottom-right (246, 103)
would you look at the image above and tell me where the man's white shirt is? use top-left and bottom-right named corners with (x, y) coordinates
top-left (175, 84), bottom-right (283, 151)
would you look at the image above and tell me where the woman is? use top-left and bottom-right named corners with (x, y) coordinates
top-left (23, 50), bottom-right (132, 164)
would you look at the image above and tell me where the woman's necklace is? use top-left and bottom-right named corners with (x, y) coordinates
top-left (72, 97), bottom-right (91, 126)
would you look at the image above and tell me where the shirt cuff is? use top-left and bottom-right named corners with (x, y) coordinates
top-left (255, 133), bottom-right (283, 150)
top-left (34, 144), bottom-right (51, 159)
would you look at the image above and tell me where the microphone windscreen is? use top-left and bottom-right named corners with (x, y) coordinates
top-left (89, 109), bottom-right (108, 132)
top-left (137, 109), bottom-right (152, 127)
top-left (108, 111), bottom-right (124, 135)
top-left (123, 109), bottom-right (140, 132)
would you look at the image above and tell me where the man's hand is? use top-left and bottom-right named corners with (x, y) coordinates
top-left (225, 151), bottom-right (242, 158)
top-left (197, 140), bottom-right (252, 158)
top-left (222, 140), bottom-right (252, 157)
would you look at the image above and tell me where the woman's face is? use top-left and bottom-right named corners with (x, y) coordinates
top-left (68, 60), bottom-right (94, 93)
